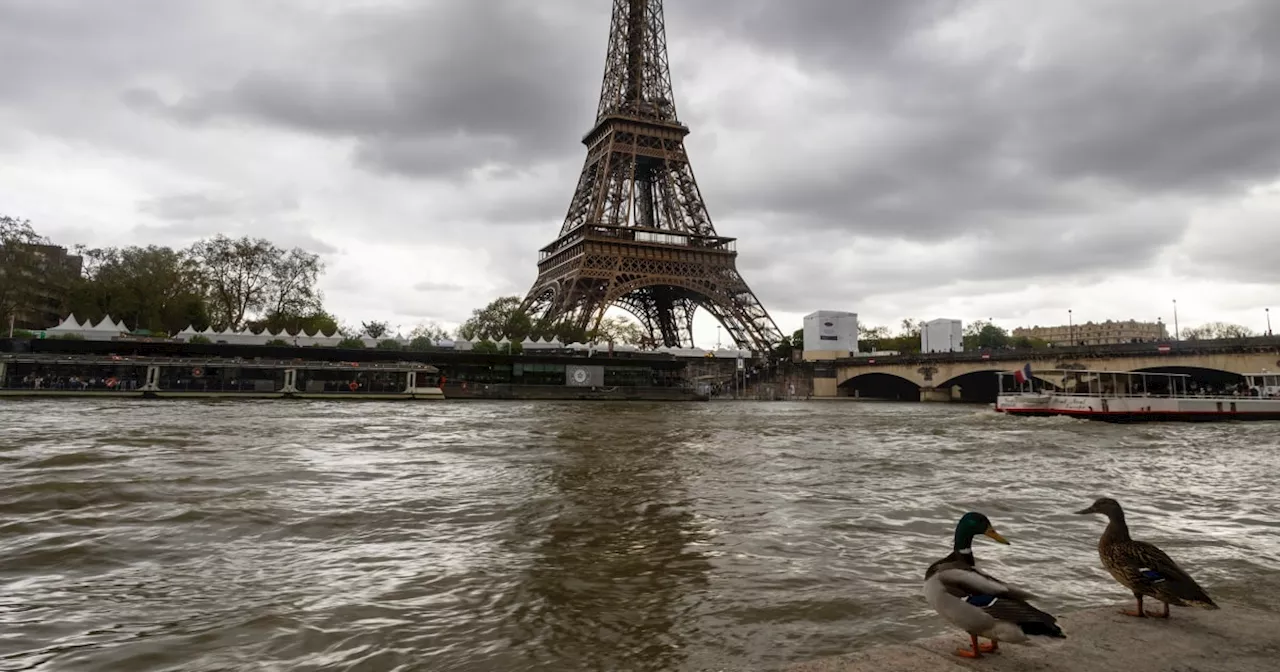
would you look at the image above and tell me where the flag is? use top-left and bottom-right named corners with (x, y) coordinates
top-left (1013, 363), bottom-right (1032, 384)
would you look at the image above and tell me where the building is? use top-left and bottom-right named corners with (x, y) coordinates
top-left (1012, 319), bottom-right (1167, 346)
top-left (802, 310), bottom-right (858, 360)
top-left (0, 242), bottom-right (82, 331)
top-left (922, 318), bottom-right (964, 353)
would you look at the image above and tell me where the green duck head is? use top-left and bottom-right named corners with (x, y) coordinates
top-left (954, 511), bottom-right (1009, 551)
top-left (1074, 497), bottom-right (1123, 517)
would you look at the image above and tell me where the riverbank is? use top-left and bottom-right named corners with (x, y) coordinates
top-left (788, 576), bottom-right (1280, 672)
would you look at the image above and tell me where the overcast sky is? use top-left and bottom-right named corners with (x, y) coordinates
top-left (2, 0), bottom-right (1278, 345)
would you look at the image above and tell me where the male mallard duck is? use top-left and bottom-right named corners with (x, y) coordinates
top-left (924, 512), bottom-right (1066, 658)
top-left (1074, 497), bottom-right (1219, 618)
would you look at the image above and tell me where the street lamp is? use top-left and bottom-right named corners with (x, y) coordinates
top-left (923, 318), bottom-right (930, 353)
top-left (1068, 309), bottom-right (1073, 346)
top-left (716, 325), bottom-right (722, 350)
top-left (1173, 299), bottom-right (1179, 341)
top-left (1268, 308), bottom-right (1272, 336)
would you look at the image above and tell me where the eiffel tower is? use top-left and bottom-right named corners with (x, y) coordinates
top-left (521, 0), bottom-right (782, 352)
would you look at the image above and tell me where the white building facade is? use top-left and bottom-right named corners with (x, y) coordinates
top-left (922, 318), bottom-right (964, 353)
top-left (803, 310), bottom-right (859, 356)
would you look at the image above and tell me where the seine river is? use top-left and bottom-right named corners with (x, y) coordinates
top-left (1, 400), bottom-right (1278, 671)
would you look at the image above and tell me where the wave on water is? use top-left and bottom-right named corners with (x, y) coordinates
top-left (1, 399), bottom-right (1277, 671)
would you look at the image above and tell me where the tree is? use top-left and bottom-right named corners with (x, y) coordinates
top-left (264, 247), bottom-right (324, 323)
top-left (66, 245), bottom-right (208, 333)
top-left (188, 235), bottom-right (277, 329)
top-left (791, 328), bottom-right (803, 349)
top-left (899, 318), bottom-right (922, 337)
top-left (1, 216), bottom-right (77, 328)
top-left (1182, 322), bottom-right (1254, 340)
top-left (1010, 335), bottom-right (1050, 349)
top-left (409, 321), bottom-right (450, 342)
top-left (456, 296), bottom-right (533, 342)
top-left (187, 235), bottom-right (325, 330)
top-left (377, 338), bottom-right (402, 350)
top-left (857, 324), bottom-right (893, 352)
top-left (963, 321), bottom-right (1010, 350)
top-left (247, 309), bottom-right (338, 337)
top-left (592, 315), bottom-right (645, 344)
top-left (361, 320), bottom-right (391, 339)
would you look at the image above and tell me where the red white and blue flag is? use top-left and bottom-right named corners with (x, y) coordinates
top-left (1012, 363), bottom-right (1032, 384)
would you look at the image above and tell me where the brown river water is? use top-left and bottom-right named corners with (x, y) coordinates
top-left (1, 400), bottom-right (1278, 671)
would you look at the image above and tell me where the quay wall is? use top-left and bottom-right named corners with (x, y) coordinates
top-left (788, 576), bottom-right (1280, 672)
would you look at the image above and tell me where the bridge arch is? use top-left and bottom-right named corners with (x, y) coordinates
top-left (839, 372), bottom-right (921, 401)
top-left (934, 369), bottom-right (1012, 403)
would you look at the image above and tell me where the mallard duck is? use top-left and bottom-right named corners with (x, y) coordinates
top-left (924, 512), bottom-right (1066, 658)
top-left (1074, 497), bottom-right (1219, 618)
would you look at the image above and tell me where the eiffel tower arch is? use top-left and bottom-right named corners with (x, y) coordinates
top-left (521, 0), bottom-right (782, 353)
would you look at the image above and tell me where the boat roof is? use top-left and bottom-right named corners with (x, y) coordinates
top-left (0, 353), bottom-right (441, 372)
top-left (1008, 368), bottom-right (1193, 378)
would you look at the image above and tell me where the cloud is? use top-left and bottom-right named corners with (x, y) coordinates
top-left (1, 0), bottom-right (1277, 345)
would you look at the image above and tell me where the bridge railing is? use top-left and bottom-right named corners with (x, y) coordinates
top-left (836, 336), bottom-right (1280, 368)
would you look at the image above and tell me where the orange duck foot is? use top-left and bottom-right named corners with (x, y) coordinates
top-left (953, 648), bottom-right (982, 659)
top-left (979, 641), bottom-right (999, 653)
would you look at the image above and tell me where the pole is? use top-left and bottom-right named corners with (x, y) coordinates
top-left (1267, 308), bottom-right (1272, 336)
top-left (7, 313), bottom-right (13, 338)
top-left (1068, 309), bottom-right (1073, 346)
top-left (923, 320), bottom-right (929, 353)
top-left (1173, 299), bottom-right (1179, 341)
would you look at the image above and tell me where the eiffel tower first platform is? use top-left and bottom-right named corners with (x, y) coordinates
top-left (521, 0), bottom-right (783, 353)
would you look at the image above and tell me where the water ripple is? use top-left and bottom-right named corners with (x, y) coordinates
top-left (0, 399), bottom-right (1277, 671)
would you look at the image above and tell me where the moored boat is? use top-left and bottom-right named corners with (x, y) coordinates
top-left (995, 368), bottom-right (1280, 422)
top-left (0, 354), bottom-right (446, 400)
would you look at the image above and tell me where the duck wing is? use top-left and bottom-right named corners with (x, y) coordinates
top-left (929, 568), bottom-right (1065, 638)
top-left (1108, 539), bottom-right (1217, 608)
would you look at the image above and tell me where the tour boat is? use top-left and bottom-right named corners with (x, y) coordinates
top-left (995, 367), bottom-right (1280, 422)
top-left (0, 354), bottom-right (446, 401)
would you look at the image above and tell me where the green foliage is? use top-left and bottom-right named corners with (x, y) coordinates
top-left (457, 296), bottom-right (533, 341)
top-left (408, 336), bottom-right (437, 351)
top-left (188, 334), bottom-right (213, 345)
top-left (960, 320), bottom-right (1010, 349)
top-left (362, 320), bottom-right (391, 339)
top-left (592, 315), bottom-right (646, 344)
top-left (66, 244), bottom-right (208, 334)
top-left (53, 333), bottom-right (84, 340)
top-left (471, 340), bottom-right (499, 354)
top-left (376, 338), bottom-right (402, 350)
top-left (456, 296), bottom-right (649, 346)
top-left (1181, 322), bottom-right (1254, 340)
top-left (1009, 335), bottom-right (1050, 349)
top-left (187, 234), bottom-right (324, 330)
top-left (1, 216), bottom-right (78, 327)
top-left (408, 321), bottom-right (450, 342)
top-left (264, 339), bottom-right (290, 346)
top-left (10, 329), bottom-right (35, 339)
top-left (791, 328), bottom-right (803, 349)
top-left (336, 337), bottom-right (366, 349)
top-left (247, 309), bottom-right (339, 337)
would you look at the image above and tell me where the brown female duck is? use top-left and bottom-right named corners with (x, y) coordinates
top-left (1075, 497), bottom-right (1218, 618)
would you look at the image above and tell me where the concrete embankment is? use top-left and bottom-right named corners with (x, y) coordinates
top-left (788, 577), bottom-right (1280, 672)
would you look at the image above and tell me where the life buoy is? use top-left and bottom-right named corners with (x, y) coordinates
top-left (348, 381), bottom-right (359, 392)
top-left (191, 367), bottom-right (203, 377)
top-left (105, 377), bottom-right (118, 388)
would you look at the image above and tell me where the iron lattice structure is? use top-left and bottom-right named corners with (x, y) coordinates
top-left (521, 0), bottom-right (782, 352)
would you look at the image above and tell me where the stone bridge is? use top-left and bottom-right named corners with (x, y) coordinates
top-left (815, 338), bottom-right (1280, 402)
